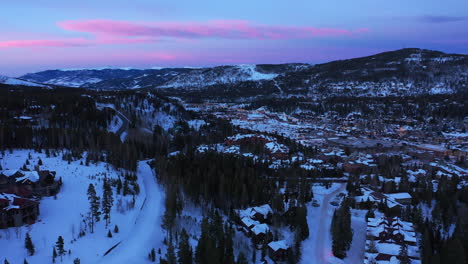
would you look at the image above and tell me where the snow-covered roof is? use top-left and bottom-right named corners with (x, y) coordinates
top-left (251, 223), bottom-right (269, 235)
top-left (386, 193), bottom-right (411, 200)
top-left (241, 216), bottom-right (260, 228)
top-left (15, 171), bottom-right (40, 183)
top-left (268, 240), bottom-right (289, 251)
top-left (252, 204), bottom-right (273, 218)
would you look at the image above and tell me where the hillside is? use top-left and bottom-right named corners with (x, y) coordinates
top-left (16, 48), bottom-right (468, 99)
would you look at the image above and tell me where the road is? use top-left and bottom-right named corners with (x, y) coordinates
top-left (314, 184), bottom-right (346, 263)
top-left (98, 160), bottom-right (165, 264)
top-left (301, 184), bottom-right (346, 264)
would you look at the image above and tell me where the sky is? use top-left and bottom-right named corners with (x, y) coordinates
top-left (1, 0), bottom-right (468, 76)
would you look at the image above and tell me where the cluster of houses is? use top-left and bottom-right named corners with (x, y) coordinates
top-left (356, 187), bottom-right (412, 216)
top-left (197, 133), bottom-right (290, 161)
top-left (364, 216), bottom-right (420, 264)
top-left (235, 204), bottom-right (291, 262)
top-left (0, 167), bottom-right (61, 228)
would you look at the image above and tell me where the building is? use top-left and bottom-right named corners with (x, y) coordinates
top-left (364, 216), bottom-right (420, 264)
top-left (0, 193), bottom-right (39, 228)
top-left (268, 240), bottom-right (290, 261)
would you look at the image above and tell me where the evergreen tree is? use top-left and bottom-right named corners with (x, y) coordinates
top-left (398, 244), bottom-right (410, 264)
top-left (150, 248), bottom-right (156, 262)
top-left (236, 252), bottom-right (248, 264)
top-left (52, 247), bottom-right (57, 263)
top-left (25, 232), bottom-right (35, 256)
top-left (107, 230), bottom-right (113, 238)
top-left (177, 229), bottom-right (193, 264)
top-left (102, 178), bottom-right (114, 227)
top-left (330, 202), bottom-right (353, 259)
top-left (23, 259), bottom-right (28, 264)
top-left (87, 184), bottom-right (101, 233)
top-left (4, 259), bottom-right (9, 264)
top-left (55, 236), bottom-right (65, 261)
top-left (166, 240), bottom-right (177, 264)
top-left (114, 225), bottom-right (119, 233)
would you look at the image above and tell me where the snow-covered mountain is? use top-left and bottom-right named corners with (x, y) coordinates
top-left (157, 48), bottom-right (468, 99)
top-left (20, 68), bottom-right (157, 87)
top-left (158, 64), bottom-right (310, 89)
top-left (0, 74), bottom-right (48, 88)
top-left (16, 48), bottom-right (468, 98)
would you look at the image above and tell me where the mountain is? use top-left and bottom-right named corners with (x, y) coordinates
top-left (157, 48), bottom-right (468, 100)
top-left (17, 49), bottom-right (468, 98)
top-left (158, 63), bottom-right (310, 89)
top-left (81, 68), bottom-right (194, 90)
top-left (20, 67), bottom-right (191, 88)
top-left (0, 74), bottom-right (49, 88)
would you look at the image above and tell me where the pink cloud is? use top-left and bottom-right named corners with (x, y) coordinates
top-left (58, 19), bottom-right (368, 40)
top-left (0, 19), bottom-right (367, 49)
top-left (0, 38), bottom-right (90, 48)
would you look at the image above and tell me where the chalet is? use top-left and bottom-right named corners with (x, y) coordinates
top-left (0, 193), bottom-right (39, 228)
top-left (251, 223), bottom-right (270, 244)
top-left (364, 216), bottom-right (420, 264)
top-left (268, 240), bottom-right (290, 261)
top-left (0, 169), bottom-right (60, 197)
top-left (385, 193), bottom-right (412, 205)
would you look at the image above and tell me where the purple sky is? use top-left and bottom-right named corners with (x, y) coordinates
top-left (1, 0), bottom-right (468, 76)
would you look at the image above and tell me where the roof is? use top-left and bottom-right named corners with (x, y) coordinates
top-left (268, 240), bottom-right (289, 251)
top-left (251, 223), bottom-right (269, 235)
top-left (15, 171), bottom-right (40, 183)
top-left (386, 193), bottom-right (411, 200)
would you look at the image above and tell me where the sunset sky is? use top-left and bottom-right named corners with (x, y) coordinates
top-left (1, 0), bottom-right (468, 76)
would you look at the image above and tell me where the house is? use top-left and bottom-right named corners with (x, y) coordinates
top-left (0, 169), bottom-right (61, 197)
top-left (0, 193), bottom-right (39, 228)
top-left (268, 240), bottom-right (290, 261)
top-left (364, 216), bottom-right (420, 264)
top-left (251, 223), bottom-right (270, 245)
top-left (385, 193), bottom-right (412, 205)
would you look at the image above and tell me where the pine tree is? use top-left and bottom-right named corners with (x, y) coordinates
top-left (114, 225), bottom-right (119, 233)
top-left (178, 229), bottom-right (193, 264)
top-left (331, 202), bottom-right (353, 259)
top-left (23, 259), bottom-right (28, 264)
top-left (166, 240), bottom-right (177, 264)
top-left (25, 232), bottom-right (35, 256)
top-left (398, 243), bottom-right (410, 264)
top-left (4, 259), bottom-right (9, 264)
top-left (107, 230), bottom-right (113, 238)
top-left (52, 247), bottom-right (57, 263)
top-left (87, 184), bottom-right (101, 233)
top-left (55, 236), bottom-right (65, 261)
top-left (102, 178), bottom-right (114, 227)
top-left (150, 248), bottom-right (156, 262)
top-left (236, 252), bottom-right (248, 264)
top-left (73, 258), bottom-right (80, 264)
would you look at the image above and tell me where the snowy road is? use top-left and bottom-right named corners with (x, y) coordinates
top-left (98, 160), bottom-right (165, 264)
top-left (301, 184), bottom-right (346, 264)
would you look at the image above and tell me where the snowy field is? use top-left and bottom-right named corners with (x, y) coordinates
top-left (301, 183), bottom-right (366, 264)
top-left (0, 150), bottom-right (164, 264)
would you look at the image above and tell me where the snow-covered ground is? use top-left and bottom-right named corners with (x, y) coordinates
top-left (300, 183), bottom-right (366, 264)
top-left (99, 160), bottom-right (164, 264)
top-left (0, 150), bottom-right (164, 264)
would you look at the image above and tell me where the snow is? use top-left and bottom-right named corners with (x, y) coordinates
top-left (251, 223), bottom-right (269, 235)
top-left (0, 75), bottom-right (48, 88)
top-left (268, 240), bottom-right (289, 251)
top-left (187, 119), bottom-right (206, 131)
top-left (15, 171), bottom-right (40, 183)
top-left (301, 183), bottom-right (347, 264)
top-left (99, 160), bottom-right (165, 264)
top-left (108, 115), bottom-right (123, 134)
top-left (0, 150), bottom-right (162, 264)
